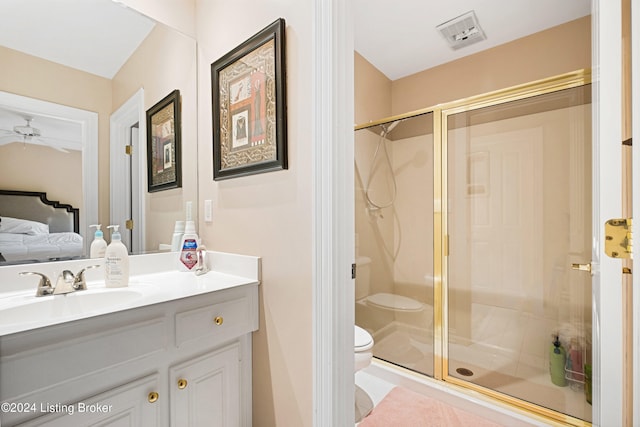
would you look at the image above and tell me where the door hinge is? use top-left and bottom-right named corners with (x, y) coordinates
top-left (125, 145), bottom-right (133, 155)
top-left (125, 219), bottom-right (134, 230)
top-left (352, 263), bottom-right (357, 280)
top-left (604, 218), bottom-right (632, 259)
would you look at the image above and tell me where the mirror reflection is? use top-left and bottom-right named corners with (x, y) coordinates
top-left (0, 0), bottom-right (198, 265)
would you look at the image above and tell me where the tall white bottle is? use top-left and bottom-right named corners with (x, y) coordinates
top-left (89, 224), bottom-right (107, 258)
top-left (105, 225), bottom-right (129, 287)
top-left (178, 220), bottom-right (199, 271)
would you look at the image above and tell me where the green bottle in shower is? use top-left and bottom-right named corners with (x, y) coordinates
top-left (549, 335), bottom-right (567, 387)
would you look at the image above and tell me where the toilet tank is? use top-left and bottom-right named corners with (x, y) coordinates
top-left (355, 256), bottom-right (371, 300)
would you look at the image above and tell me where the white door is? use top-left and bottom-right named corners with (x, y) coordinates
top-left (468, 129), bottom-right (542, 311)
top-left (110, 89), bottom-right (146, 254)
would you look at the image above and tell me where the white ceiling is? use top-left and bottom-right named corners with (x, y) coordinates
top-left (0, 0), bottom-right (155, 79)
top-left (354, 0), bottom-right (591, 80)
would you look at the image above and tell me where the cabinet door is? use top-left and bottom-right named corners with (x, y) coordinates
top-left (20, 375), bottom-right (160, 427)
top-left (170, 342), bottom-right (241, 427)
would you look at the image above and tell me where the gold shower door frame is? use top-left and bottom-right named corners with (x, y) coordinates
top-left (356, 69), bottom-right (593, 426)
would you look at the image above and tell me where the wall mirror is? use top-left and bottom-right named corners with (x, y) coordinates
top-left (0, 0), bottom-right (198, 266)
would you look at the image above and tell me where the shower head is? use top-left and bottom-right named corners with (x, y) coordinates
top-left (387, 120), bottom-right (400, 133)
top-left (380, 120), bottom-right (401, 137)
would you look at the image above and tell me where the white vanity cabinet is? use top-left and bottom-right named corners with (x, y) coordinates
top-left (20, 375), bottom-right (162, 426)
top-left (169, 342), bottom-right (242, 427)
top-left (0, 283), bottom-right (258, 427)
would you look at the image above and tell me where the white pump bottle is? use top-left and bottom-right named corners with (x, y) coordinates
top-left (89, 224), bottom-right (107, 258)
top-left (105, 225), bottom-right (129, 287)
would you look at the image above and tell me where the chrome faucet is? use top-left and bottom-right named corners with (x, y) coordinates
top-left (19, 272), bottom-right (54, 297)
top-left (53, 270), bottom-right (77, 295)
top-left (194, 246), bottom-right (210, 276)
top-left (20, 265), bottom-right (101, 297)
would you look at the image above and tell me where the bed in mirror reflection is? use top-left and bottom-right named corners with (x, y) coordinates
top-left (0, 190), bottom-right (83, 265)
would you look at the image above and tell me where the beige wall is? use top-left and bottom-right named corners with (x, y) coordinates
top-left (354, 52), bottom-right (392, 124)
top-left (0, 46), bottom-right (111, 228)
top-left (113, 23), bottom-right (198, 251)
top-left (0, 143), bottom-right (82, 210)
top-left (196, 1), bottom-right (313, 426)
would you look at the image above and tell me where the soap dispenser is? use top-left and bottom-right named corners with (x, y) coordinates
top-left (105, 225), bottom-right (129, 287)
top-left (89, 224), bottom-right (107, 258)
top-left (549, 334), bottom-right (567, 387)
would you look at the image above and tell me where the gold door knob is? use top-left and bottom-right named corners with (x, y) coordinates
top-left (148, 391), bottom-right (159, 403)
top-left (178, 379), bottom-right (188, 389)
top-left (214, 316), bottom-right (224, 326)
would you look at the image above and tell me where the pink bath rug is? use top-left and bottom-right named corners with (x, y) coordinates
top-left (358, 386), bottom-right (504, 427)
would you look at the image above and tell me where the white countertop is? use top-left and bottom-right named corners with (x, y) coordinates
top-left (0, 251), bottom-right (261, 336)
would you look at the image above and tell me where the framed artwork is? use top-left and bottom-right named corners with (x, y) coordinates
top-left (211, 18), bottom-right (288, 180)
top-left (146, 89), bottom-right (182, 192)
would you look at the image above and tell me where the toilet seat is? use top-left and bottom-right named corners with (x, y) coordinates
top-left (354, 325), bottom-right (373, 352)
top-left (366, 292), bottom-right (423, 312)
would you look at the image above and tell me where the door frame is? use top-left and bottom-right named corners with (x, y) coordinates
top-left (592, 0), bottom-right (624, 424)
top-left (313, 0), bottom-right (626, 424)
top-left (110, 88), bottom-right (146, 253)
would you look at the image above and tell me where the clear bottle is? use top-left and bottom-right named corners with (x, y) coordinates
top-left (569, 338), bottom-right (584, 381)
top-left (89, 224), bottom-right (107, 258)
top-left (105, 225), bottom-right (129, 287)
top-left (178, 220), bottom-right (199, 271)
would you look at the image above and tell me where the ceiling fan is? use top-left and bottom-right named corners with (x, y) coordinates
top-left (0, 117), bottom-right (71, 153)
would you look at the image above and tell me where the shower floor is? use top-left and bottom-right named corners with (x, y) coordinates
top-left (367, 303), bottom-right (592, 423)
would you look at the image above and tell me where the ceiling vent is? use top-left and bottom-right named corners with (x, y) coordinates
top-left (436, 10), bottom-right (486, 50)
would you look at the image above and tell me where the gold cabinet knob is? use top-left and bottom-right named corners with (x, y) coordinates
top-left (214, 316), bottom-right (224, 326)
top-left (178, 378), bottom-right (188, 390)
top-left (148, 391), bottom-right (159, 403)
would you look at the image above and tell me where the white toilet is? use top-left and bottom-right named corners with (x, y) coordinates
top-left (355, 256), bottom-right (426, 332)
top-left (354, 324), bottom-right (373, 371)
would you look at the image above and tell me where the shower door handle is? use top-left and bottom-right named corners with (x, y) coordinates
top-left (571, 263), bottom-right (592, 275)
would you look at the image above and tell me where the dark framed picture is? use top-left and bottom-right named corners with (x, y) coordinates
top-left (146, 89), bottom-right (182, 192)
top-left (211, 18), bottom-right (288, 180)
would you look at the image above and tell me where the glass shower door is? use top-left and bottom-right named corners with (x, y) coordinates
top-left (445, 85), bottom-right (592, 423)
top-left (354, 112), bottom-right (435, 377)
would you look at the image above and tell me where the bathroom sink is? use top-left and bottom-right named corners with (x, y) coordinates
top-left (0, 288), bottom-right (144, 325)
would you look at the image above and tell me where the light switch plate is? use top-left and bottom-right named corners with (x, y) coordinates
top-left (204, 199), bottom-right (213, 222)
